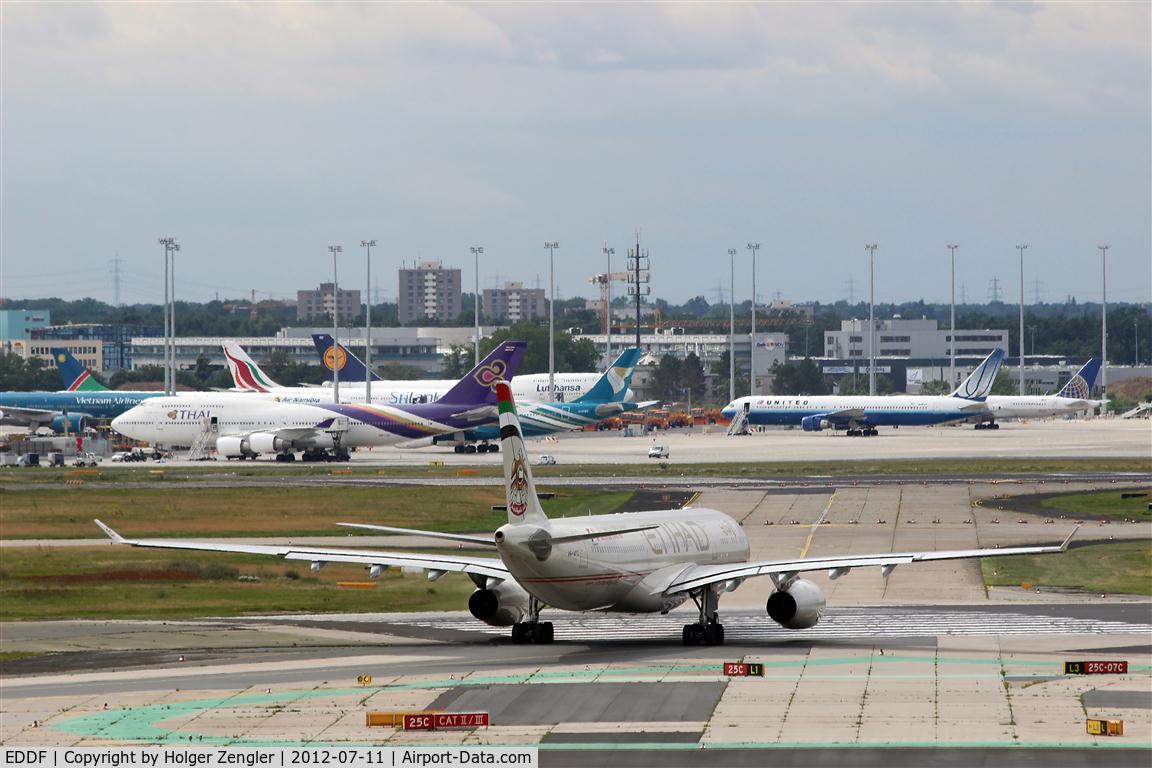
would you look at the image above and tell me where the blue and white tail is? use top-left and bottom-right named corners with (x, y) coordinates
top-left (438, 341), bottom-right (527, 406)
top-left (1056, 358), bottom-right (1101, 399)
top-left (572, 347), bottom-right (641, 404)
top-left (496, 380), bottom-right (549, 527)
top-left (311, 334), bottom-right (383, 382)
top-left (950, 349), bottom-right (1005, 401)
top-left (51, 348), bottom-right (107, 391)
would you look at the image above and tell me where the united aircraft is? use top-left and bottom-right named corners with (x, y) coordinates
top-left (111, 342), bottom-right (526, 461)
top-left (722, 349), bottom-right (1005, 436)
top-left (95, 378), bottom-right (1077, 645)
top-left (976, 358), bottom-right (1102, 429)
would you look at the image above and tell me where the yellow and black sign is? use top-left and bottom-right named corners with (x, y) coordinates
top-left (357, 675), bottom-right (373, 686)
top-left (1086, 719), bottom-right (1123, 736)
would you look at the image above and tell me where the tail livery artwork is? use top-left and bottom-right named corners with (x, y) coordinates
top-left (52, 348), bottom-right (108, 392)
top-left (95, 379), bottom-right (1078, 646)
top-left (222, 343), bottom-right (283, 392)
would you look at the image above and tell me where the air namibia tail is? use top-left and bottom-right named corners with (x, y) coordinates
top-left (51, 348), bottom-right (109, 391)
top-left (222, 343), bottom-right (283, 392)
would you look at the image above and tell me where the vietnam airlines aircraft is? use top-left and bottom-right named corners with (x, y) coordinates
top-left (976, 358), bottom-right (1102, 429)
top-left (721, 349), bottom-right (1005, 436)
top-left (95, 378), bottom-right (1077, 645)
top-left (111, 342), bottom-right (526, 461)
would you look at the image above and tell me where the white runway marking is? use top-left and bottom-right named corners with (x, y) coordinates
top-left (401, 607), bottom-right (1150, 640)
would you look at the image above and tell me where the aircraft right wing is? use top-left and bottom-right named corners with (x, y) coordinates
top-left (660, 527), bottom-right (1079, 595)
top-left (94, 520), bottom-right (510, 584)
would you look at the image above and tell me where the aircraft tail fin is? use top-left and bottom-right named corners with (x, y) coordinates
top-left (1056, 358), bottom-right (1101, 399)
top-left (496, 380), bottom-right (549, 526)
top-left (51, 348), bottom-right (107, 391)
top-left (437, 341), bottom-right (527, 406)
top-left (222, 343), bottom-right (282, 392)
top-left (311, 334), bottom-right (383, 382)
top-left (573, 347), bottom-right (642, 404)
top-left (950, 349), bottom-right (1005, 400)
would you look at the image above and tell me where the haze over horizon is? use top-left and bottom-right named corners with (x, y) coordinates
top-left (2, 3), bottom-right (1149, 307)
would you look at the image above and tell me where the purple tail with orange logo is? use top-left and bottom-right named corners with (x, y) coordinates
top-left (438, 341), bottom-right (527, 407)
top-left (496, 380), bottom-right (549, 526)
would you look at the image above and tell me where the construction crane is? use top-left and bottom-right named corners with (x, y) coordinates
top-left (587, 272), bottom-right (632, 334)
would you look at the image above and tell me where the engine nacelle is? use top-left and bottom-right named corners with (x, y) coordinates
top-left (50, 414), bottom-right (88, 433)
top-left (468, 580), bottom-right (531, 627)
top-left (215, 435), bottom-right (251, 458)
top-left (801, 415), bottom-right (828, 432)
top-left (248, 432), bottom-right (290, 454)
top-left (766, 578), bottom-right (826, 630)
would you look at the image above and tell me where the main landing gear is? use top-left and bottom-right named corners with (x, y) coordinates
top-left (846, 427), bottom-right (878, 437)
top-left (511, 595), bottom-right (554, 644)
top-left (974, 422), bottom-right (1000, 430)
top-left (683, 588), bottom-right (725, 646)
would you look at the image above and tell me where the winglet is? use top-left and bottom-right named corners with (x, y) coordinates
top-left (94, 519), bottom-right (125, 544)
top-left (1059, 525), bottom-right (1080, 552)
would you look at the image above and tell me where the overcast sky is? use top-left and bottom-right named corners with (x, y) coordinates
top-left (2, 2), bottom-right (1149, 308)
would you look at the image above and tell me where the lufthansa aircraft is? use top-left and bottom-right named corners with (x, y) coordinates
top-left (722, 349), bottom-right (1004, 436)
top-left (96, 378), bottom-right (1076, 646)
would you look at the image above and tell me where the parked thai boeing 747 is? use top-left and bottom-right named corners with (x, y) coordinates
top-left (95, 377), bottom-right (1077, 645)
top-left (721, 349), bottom-right (1005, 436)
top-left (111, 342), bottom-right (525, 461)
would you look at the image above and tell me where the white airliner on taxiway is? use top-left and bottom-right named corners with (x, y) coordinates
top-left (96, 380), bottom-right (1077, 646)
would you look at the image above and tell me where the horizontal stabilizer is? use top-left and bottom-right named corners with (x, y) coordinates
top-left (549, 524), bottom-right (661, 545)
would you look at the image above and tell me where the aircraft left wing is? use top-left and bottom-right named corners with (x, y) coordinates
top-left (95, 520), bottom-right (510, 582)
top-left (661, 527), bottom-right (1079, 595)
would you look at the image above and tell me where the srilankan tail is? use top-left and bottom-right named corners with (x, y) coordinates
top-left (51, 348), bottom-right (108, 391)
top-left (950, 349), bottom-right (1005, 401)
top-left (572, 347), bottom-right (642, 404)
top-left (311, 334), bottom-right (383, 382)
top-left (1056, 358), bottom-right (1101, 399)
top-left (222, 343), bottom-right (282, 392)
top-left (438, 341), bottom-right (527, 406)
top-left (496, 380), bottom-right (550, 527)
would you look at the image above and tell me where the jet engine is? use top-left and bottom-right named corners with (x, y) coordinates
top-left (50, 414), bottom-right (88, 433)
top-left (766, 578), bottom-right (825, 629)
top-left (801, 415), bottom-right (828, 432)
top-left (248, 432), bottom-right (291, 454)
top-left (468, 579), bottom-right (531, 627)
top-left (215, 436), bottom-right (252, 458)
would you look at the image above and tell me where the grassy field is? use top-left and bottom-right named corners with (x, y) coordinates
top-left (0, 456), bottom-right (1147, 486)
top-left (982, 539), bottom-right (1152, 596)
top-left (0, 486), bottom-right (633, 539)
top-left (1039, 488), bottom-right (1152, 520)
top-left (0, 545), bottom-right (479, 621)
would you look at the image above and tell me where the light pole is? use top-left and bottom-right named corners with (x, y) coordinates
top-left (470, 246), bottom-right (483, 367)
top-left (1016, 244), bottom-right (1028, 396)
top-left (361, 240), bottom-right (376, 402)
top-left (728, 248), bottom-right (737, 403)
top-left (865, 243), bottom-right (878, 396)
top-left (947, 244), bottom-right (958, 386)
top-left (603, 245), bottom-right (614, 360)
top-left (746, 242), bottom-right (760, 396)
top-left (544, 242), bottom-right (559, 402)
top-left (328, 245), bottom-right (343, 404)
top-left (1098, 244), bottom-right (1109, 413)
top-left (158, 237), bottom-right (179, 395)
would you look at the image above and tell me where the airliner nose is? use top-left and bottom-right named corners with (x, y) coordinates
top-left (110, 413), bottom-right (126, 434)
top-left (720, 404), bottom-right (736, 419)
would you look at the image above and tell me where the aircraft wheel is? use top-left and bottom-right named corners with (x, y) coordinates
top-left (465, 444), bottom-right (477, 454)
top-left (454, 445), bottom-right (465, 454)
top-left (703, 623), bottom-right (724, 646)
top-left (511, 624), bottom-right (529, 644)
top-left (991, 423), bottom-right (1000, 430)
top-left (533, 622), bottom-right (554, 644)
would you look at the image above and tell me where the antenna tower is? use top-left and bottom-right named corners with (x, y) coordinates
top-left (988, 277), bottom-right (1003, 303)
